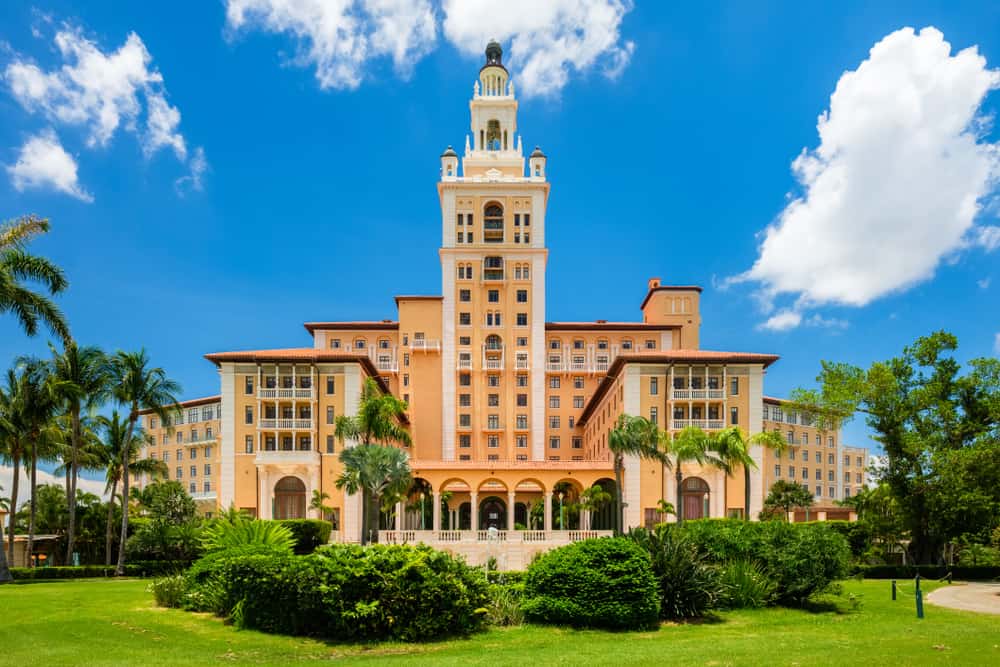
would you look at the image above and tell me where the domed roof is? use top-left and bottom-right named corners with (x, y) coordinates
top-left (440, 145), bottom-right (457, 158)
top-left (530, 146), bottom-right (546, 158)
top-left (481, 39), bottom-right (507, 73)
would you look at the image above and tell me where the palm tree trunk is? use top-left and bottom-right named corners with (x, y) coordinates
top-left (675, 462), bottom-right (683, 525)
top-left (26, 446), bottom-right (37, 567)
top-left (0, 512), bottom-right (11, 583)
top-left (7, 452), bottom-right (19, 564)
top-left (65, 407), bottom-right (80, 563)
top-left (115, 413), bottom-right (137, 576)
top-left (105, 478), bottom-right (118, 566)
top-left (744, 466), bottom-right (752, 520)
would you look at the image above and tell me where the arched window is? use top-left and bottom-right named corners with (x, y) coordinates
top-left (483, 256), bottom-right (504, 280)
top-left (484, 203), bottom-right (504, 243)
top-left (486, 119), bottom-right (501, 150)
top-left (485, 334), bottom-right (503, 350)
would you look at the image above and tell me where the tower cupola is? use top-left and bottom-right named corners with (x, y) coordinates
top-left (529, 146), bottom-right (546, 180)
top-left (440, 145), bottom-right (458, 179)
top-left (478, 39), bottom-right (510, 98)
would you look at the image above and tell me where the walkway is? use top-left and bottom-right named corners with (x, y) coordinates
top-left (927, 583), bottom-right (1000, 615)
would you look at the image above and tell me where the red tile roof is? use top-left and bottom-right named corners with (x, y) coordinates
top-left (303, 321), bottom-right (399, 333)
top-left (640, 284), bottom-right (703, 310)
top-left (545, 322), bottom-right (680, 331)
top-left (138, 394), bottom-right (220, 415)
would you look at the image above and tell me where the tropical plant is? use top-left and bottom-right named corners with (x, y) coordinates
top-left (656, 498), bottom-right (676, 518)
top-left (577, 484), bottom-right (613, 529)
top-left (669, 427), bottom-right (724, 524)
top-left (335, 444), bottom-right (411, 544)
top-left (109, 350), bottom-right (181, 575)
top-left (94, 411), bottom-right (165, 564)
top-left (718, 559), bottom-right (777, 609)
top-left (607, 414), bottom-right (670, 534)
top-left (200, 514), bottom-right (295, 554)
top-left (308, 489), bottom-right (333, 520)
top-left (46, 341), bottom-right (110, 563)
top-left (762, 480), bottom-right (815, 520)
top-left (0, 368), bottom-right (27, 566)
top-left (16, 358), bottom-right (60, 566)
top-left (0, 215), bottom-right (70, 341)
top-left (628, 525), bottom-right (724, 619)
top-left (0, 483), bottom-right (10, 583)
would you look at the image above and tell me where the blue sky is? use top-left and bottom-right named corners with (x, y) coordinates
top-left (2, 0), bottom-right (1000, 482)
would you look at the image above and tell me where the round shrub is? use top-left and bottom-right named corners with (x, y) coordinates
top-left (522, 537), bottom-right (659, 630)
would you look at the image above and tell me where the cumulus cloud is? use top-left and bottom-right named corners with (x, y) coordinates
top-left (734, 27), bottom-right (1000, 329)
top-left (758, 310), bottom-right (848, 333)
top-left (224, 0), bottom-right (437, 90)
top-left (0, 466), bottom-right (108, 510)
top-left (175, 146), bottom-right (208, 194)
top-left (4, 25), bottom-right (203, 193)
top-left (442, 0), bottom-right (635, 98)
top-left (6, 129), bottom-right (92, 201)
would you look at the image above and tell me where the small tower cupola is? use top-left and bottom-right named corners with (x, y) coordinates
top-left (478, 39), bottom-right (510, 98)
top-left (440, 145), bottom-right (459, 179)
top-left (529, 146), bottom-right (546, 180)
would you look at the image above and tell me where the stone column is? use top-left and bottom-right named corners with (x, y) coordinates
top-left (396, 500), bottom-right (405, 530)
top-left (470, 492), bottom-right (479, 532)
top-left (543, 492), bottom-right (553, 532)
top-left (507, 491), bottom-right (516, 531)
top-left (581, 509), bottom-right (591, 530)
top-left (432, 491), bottom-right (442, 532)
top-left (258, 469), bottom-right (270, 520)
top-left (309, 467), bottom-right (321, 519)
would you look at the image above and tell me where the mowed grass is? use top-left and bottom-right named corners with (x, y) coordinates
top-left (1, 578), bottom-right (999, 666)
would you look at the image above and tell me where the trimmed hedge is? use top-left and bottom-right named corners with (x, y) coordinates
top-left (10, 561), bottom-right (191, 580)
top-left (673, 519), bottom-right (850, 605)
top-left (165, 543), bottom-right (490, 642)
top-left (275, 519), bottom-right (332, 554)
top-left (522, 538), bottom-right (660, 630)
top-left (854, 564), bottom-right (1000, 581)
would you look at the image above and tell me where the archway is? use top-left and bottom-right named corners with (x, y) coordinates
top-left (273, 476), bottom-right (306, 519)
top-left (479, 496), bottom-right (506, 530)
top-left (589, 478), bottom-right (618, 530)
top-left (681, 477), bottom-right (711, 520)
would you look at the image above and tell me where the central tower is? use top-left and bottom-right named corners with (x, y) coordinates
top-left (438, 41), bottom-right (550, 463)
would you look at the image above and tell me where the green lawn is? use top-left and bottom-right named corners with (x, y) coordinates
top-left (1, 579), bottom-right (998, 665)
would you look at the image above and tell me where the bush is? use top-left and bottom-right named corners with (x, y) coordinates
top-left (276, 519), bottom-right (332, 554)
top-left (200, 516), bottom-right (295, 554)
top-left (718, 559), bottom-right (776, 609)
top-left (522, 538), bottom-right (659, 630)
top-left (486, 581), bottom-right (525, 626)
top-left (9, 561), bottom-right (190, 580)
top-left (674, 519), bottom-right (850, 606)
top-left (629, 527), bottom-right (724, 619)
top-left (181, 543), bottom-right (490, 642)
top-left (149, 575), bottom-right (188, 608)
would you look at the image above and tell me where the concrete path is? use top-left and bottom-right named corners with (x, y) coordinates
top-left (927, 583), bottom-right (1000, 615)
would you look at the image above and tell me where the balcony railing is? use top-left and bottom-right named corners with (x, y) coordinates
top-left (255, 448), bottom-right (321, 466)
top-left (377, 529), bottom-right (613, 545)
top-left (483, 358), bottom-right (504, 370)
top-left (258, 387), bottom-right (314, 399)
top-left (457, 358), bottom-right (473, 370)
top-left (671, 419), bottom-right (724, 430)
top-left (672, 389), bottom-right (725, 400)
top-left (410, 339), bottom-right (441, 352)
top-left (515, 357), bottom-right (530, 370)
top-left (258, 419), bottom-right (313, 430)
top-left (186, 433), bottom-right (217, 445)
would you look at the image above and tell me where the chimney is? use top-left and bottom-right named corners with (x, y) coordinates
top-left (648, 277), bottom-right (661, 291)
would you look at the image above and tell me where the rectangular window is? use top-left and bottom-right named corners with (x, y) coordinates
top-left (650, 407), bottom-right (658, 424)
top-left (488, 393), bottom-right (500, 407)
top-left (815, 451), bottom-right (821, 463)
top-left (488, 289), bottom-right (500, 302)
top-left (516, 289), bottom-right (528, 303)
top-left (549, 395), bottom-right (560, 408)
top-left (517, 374), bottom-right (528, 387)
top-left (828, 470), bottom-right (835, 481)
top-left (326, 406), bottom-right (335, 425)
top-left (326, 435), bottom-right (335, 454)
top-left (459, 414), bottom-right (471, 427)
top-left (645, 339), bottom-right (656, 350)
top-left (730, 378), bottom-right (739, 396)
top-left (487, 375), bottom-right (500, 387)
top-left (459, 455), bottom-right (471, 461)
top-left (403, 374), bottom-right (409, 387)
top-left (176, 467), bottom-right (183, 479)
top-left (459, 289), bottom-right (471, 302)
top-left (488, 435), bottom-right (499, 448)
top-left (857, 456), bottom-right (864, 467)
top-left (549, 437), bottom-right (560, 449)
top-left (787, 430), bottom-right (795, 443)
top-left (775, 464), bottom-right (781, 477)
top-left (650, 377), bottom-right (659, 395)
top-left (572, 437), bottom-right (582, 449)
top-left (189, 481), bottom-right (196, 493)
top-left (516, 414), bottom-right (528, 429)
top-left (244, 376), bottom-right (253, 395)
top-left (176, 448), bottom-right (183, 461)
top-left (459, 373), bottom-right (471, 386)
top-left (815, 469), bottom-right (822, 480)
top-left (459, 312), bottom-right (471, 326)
top-left (459, 336), bottom-right (471, 346)
top-left (573, 395), bottom-right (584, 409)
top-left (516, 435), bottom-right (527, 448)
top-left (459, 393), bottom-right (471, 407)
top-left (573, 377), bottom-right (585, 389)
top-left (487, 415), bottom-right (500, 429)
top-left (245, 406), bottom-right (253, 425)
top-left (844, 455), bottom-right (850, 466)
top-left (459, 435), bottom-right (471, 448)
top-left (516, 313), bottom-right (528, 326)
top-left (190, 465), bottom-right (197, 478)
top-left (524, 214), bottom-right (531, 227)
top-left (730, 407), bottom-right (738, 425)
top-left (514, 213), bottom-right (520, 226)
top-left (801, 468), bottom-right (809, 479)
top-left (549, 416), bottom-right (560, 429)
top-left (204, 464), bottom-right (211, 476)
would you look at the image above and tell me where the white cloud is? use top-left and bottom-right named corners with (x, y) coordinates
top-left (442, 0), bottom-right (635, 98)
top-left (757, 310), bottom-right (848, 332)
top-left (734, 27), bottom-right (1000, 329)
top-left (0, 466), bottom-right (108, 510)
top-left (978, 277), bottom-right (991, 289)
top-left (4, 25), bottom-right (201, 192)
top-left (6, 129), bottom-right (92, 202)
top-left (225, 0), bottom-right (437, 90)
top-left (175, 146), bottom-right (208, 194)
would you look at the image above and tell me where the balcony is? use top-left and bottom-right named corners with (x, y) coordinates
top-left (410, 339), bottom-right (441, 352)
top-left (255, 448), bottom-right (321, 466)
top-left (546, 360), bottom-right (565, 372)
top-left (186, 433), bottom-right (217, 445)
top-left (373, 357), bottom-right (399, 373)
top-left (671, 419), bottom-right (724, 430)
top-left (457, 358), bottom-right (473, 371)
top-left (258, 387), bottom-right (314, 399)
top-left (378, 530), bottom-right (613, 545)
top-left (483, 421), bottom-right (505, 431)
top-left (515, 357), bottom-right (530, 370)
top-left (191, 491), bottom-right (217, 501)
top-left (483, 357), bottom-right (504, 371)
top-left (258, 419), bottom-right (313, 430)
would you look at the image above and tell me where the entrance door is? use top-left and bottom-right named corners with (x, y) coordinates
top-left (681, 477), bottom-right (710, 520)
top-left (274, 476), bottom-right (306, 519)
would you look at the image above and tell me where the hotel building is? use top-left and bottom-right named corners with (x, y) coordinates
top-left (139, 43), bottom-right (867, 564)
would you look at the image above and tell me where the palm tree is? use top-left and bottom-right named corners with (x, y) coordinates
top-left (607, 414), bottom-right (671, 535)
top-left (0, 215), bottom-right (70, 341)
top-left (333, 377), bottom-right (412, 448)
top-left (335, 444), bottom-right (412, 544)
top-left (47, 341), bottom-right (110, 562)
top-left (669, 427), bottom-right (724, 525)
top-left (707, 426), bottom-right (787, 520)
top-left (17, 359), bottom-right (60, 565)
top-left (96, 411), bottom-right (165, 565)
top-left (309, 489), bottom-right (334, 521)
top-left (0, 368), bottom-right (28, 565)
top-left (109, 350), bottom-right (180, 575)
top-left (577, 484), bottom-right (613, 530)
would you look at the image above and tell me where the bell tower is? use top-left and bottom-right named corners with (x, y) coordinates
top-left (437, 42), bottom-right (550, 462)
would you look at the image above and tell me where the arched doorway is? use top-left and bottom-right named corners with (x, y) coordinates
top-left (479, 496), bottom-right (506, 530)
top-left (590, 478), bottom-right (618, 530)
top-left (273, 476), bottom-right (306, 519)
top-left (681, 477), bottom-right (711, 520)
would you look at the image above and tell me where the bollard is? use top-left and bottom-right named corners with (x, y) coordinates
top-left (892, 580), bottom-right (897, 600)
top-left (916, 589), bottom-right (924, 619)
